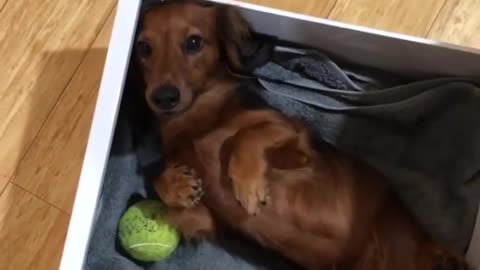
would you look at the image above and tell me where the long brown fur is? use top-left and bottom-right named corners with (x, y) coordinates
top-left (136, 1), bottom-right (467, 269)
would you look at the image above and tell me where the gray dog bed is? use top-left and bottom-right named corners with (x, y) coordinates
top-left (84, 2), bottom-right (480, 269)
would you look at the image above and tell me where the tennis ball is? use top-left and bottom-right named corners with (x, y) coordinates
top-left (118, 200), bottom-right (180, 262)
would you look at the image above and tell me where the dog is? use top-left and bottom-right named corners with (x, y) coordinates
top-left (135, 1), bottom-right (467, 269)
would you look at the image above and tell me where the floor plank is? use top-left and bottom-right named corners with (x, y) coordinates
top-left (328, 0), bottom-right (446, 36)
top-left (241, 0), bottom-right (337, 17)
top-left (0, 184), bottom-right (70, 270)
top-left (0, 0), bottom-right (116, 191)
top-left (12, 11), bottom-right (116, 213)
top-left (428, 0), bottom-right (480, 48)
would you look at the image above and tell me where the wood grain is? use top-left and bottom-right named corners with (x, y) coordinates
top-left (241, 0), bottom-right (337, 17)
top-left (0, 184), bottom-right (69, 270)
top-left (12, 12), bottom-right (116, 213)
top-left (0, 0), bottom-right (116, 191)
top-left (0, 0), bottom-right (7, 13)
top-left (428, 0), bottom-right (480, 48)
top-left (329, 0), bottom-right (446, 36)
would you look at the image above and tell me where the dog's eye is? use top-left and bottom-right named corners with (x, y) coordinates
top-left (184, 35), bottom-right (204, 54)
top-left (136, 41), bottom-right (152, 58)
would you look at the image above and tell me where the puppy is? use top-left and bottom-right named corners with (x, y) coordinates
top-left (135, 1), bottom-right (467, 269)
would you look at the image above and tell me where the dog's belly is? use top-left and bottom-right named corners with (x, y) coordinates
top-left (189, 108), bottom-right (436, 270)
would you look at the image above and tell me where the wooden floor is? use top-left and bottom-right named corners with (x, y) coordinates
top-left (0, 0), bottom-right (479, 269)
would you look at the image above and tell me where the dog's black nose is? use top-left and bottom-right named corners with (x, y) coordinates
top-left (152, 85), bottom-right (180, 110)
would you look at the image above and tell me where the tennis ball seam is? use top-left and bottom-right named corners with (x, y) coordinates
top-left (129, 243), bottom-right (175, 249)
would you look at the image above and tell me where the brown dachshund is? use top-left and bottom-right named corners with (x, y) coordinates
top-left (135, 1), bottom-right (467, 269)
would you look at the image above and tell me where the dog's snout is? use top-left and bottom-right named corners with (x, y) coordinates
top-left (152, 85), bottom-right (180, 110)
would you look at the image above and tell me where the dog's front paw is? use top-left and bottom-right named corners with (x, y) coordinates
top-left (228, 159), bottom-right (269, 215)
top-left (155, 164), bottom-right (204, 208)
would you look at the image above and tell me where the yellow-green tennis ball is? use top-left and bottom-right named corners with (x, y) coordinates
top-left (118, 200), bottom-right (180, 262)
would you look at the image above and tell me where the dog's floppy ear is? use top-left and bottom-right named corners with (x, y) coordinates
top-left (218, 7), bottom-right (251, 71)
top-left (217, 7), bottom-right (275, 74)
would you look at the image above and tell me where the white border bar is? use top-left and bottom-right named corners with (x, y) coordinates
top-left (58, 0), bottom-right (141, 269)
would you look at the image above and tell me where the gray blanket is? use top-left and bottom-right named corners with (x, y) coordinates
top-left (84, 45), bottom-right (480, 269)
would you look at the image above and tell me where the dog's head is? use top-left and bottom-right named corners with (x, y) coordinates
top-left (135, 0), bottom-right (252, 115)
